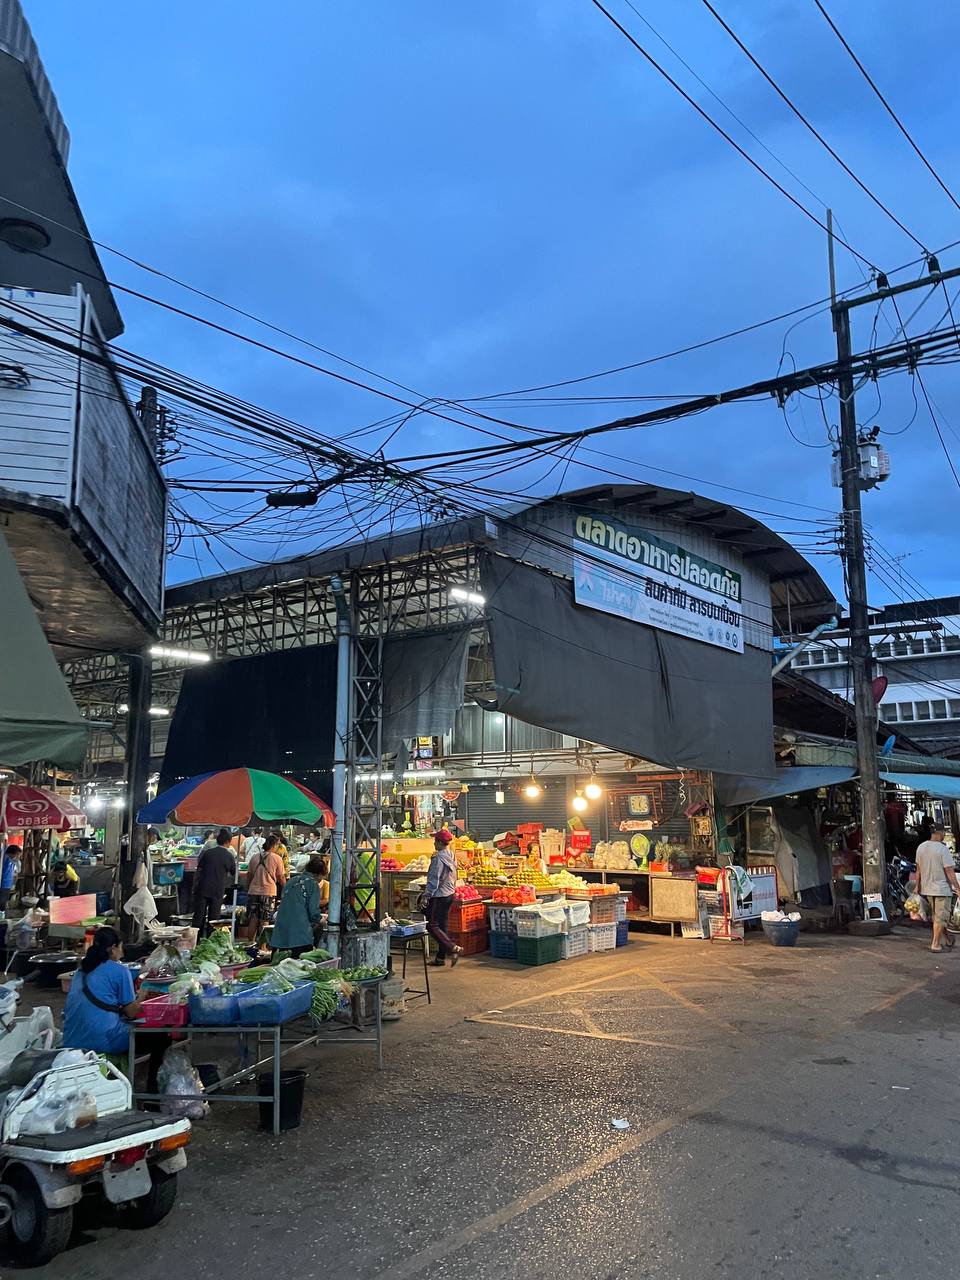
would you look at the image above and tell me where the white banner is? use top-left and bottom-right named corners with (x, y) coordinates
top-left (572, 513), bottom-right (744, 654)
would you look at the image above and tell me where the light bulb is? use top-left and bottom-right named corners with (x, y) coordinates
top-left (495, 790), bottom-right (505, 805)
top-left (584, 780), bottom-right (603, 801)
top-left (572, 792), bottom-right (588, 812)
top-left (524, 782), bottom-right (541, 799)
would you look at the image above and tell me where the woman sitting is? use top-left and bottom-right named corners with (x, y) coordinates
top-left (63, 926), bottom-right (165, 1086)
top-left (270, 854), bottom-right (326, 958)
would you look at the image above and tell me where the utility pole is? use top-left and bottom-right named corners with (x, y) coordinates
top-left (325, 574), bottom-right (352, 958)
top-left (828, 211), bottom-right (885, 896)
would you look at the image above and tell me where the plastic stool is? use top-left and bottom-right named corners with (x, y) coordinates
top-left (863, 893), bottom-right (889, 923)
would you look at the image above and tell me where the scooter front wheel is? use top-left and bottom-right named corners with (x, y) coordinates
top-left (2, 1166), bottom-right (74, 1265)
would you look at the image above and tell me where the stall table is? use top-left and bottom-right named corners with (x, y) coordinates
top-left (127, 984), bottom-right (385, 1135)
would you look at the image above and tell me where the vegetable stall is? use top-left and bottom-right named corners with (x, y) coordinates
top-left (129, 928), bottom-right (386, 1134)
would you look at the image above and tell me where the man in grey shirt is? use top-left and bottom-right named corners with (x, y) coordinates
top-left (915, 825), bottom-right (960, 953)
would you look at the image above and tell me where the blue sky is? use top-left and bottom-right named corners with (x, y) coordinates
top-left (25, 0), bottom-right (960, 605)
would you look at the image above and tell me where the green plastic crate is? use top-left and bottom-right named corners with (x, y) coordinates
top-left (515, 933), bottom-right (563, 966)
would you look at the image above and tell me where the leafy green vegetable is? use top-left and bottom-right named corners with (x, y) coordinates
top-left (310, 982), bottom-right (339, 1022)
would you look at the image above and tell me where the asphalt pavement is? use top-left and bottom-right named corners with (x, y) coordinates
top-left (9, 923), bottom-right (960, 1278)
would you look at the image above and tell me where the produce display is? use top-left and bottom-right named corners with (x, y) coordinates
top-left (191, 928), bottom-right (249, 968)
top-left (469, 868), bottom-right (506, 888)
top-left (404, 855), bottom-right (431, 872)
top-left (140, 943), bottom-right (188, 980)
top-left (453, 882), bottom-right (481, 902)
top-left (507, 869), bottom-right (553, 891)
top-left (549, 869), bottom-right (590, 891)
top-left (380, 857), bottom-right (403, 872)
top-left (310, 983), bottom-right (339, 1021)
top-left (492, 885), bottom-right (536, 905)
top-left (592, 841), bottom-right (634, 870)
top-left (337, 965), bottom-right (388, 983)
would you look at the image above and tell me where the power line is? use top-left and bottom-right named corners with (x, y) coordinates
top-left (585, 0), bottom-right (876, 269)
top-left (698, 0), bottom-right (927, 251)
top-left (888, 295), bottom-right (960, 491)
top-left (810, 0), bottom-right (960, 216)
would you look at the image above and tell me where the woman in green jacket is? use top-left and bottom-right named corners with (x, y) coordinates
top-left (270, 854), bottom-right (325, 957)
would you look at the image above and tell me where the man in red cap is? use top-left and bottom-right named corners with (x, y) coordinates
top-left (423, 828), bottom-right (462, 967)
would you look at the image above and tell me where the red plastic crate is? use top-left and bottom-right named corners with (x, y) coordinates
top-left (449, 900), bottom-right (487, 933)
top-left (450, 927), bottom-right (489, 956)
top-left (139, 994), bottom-right (189, 1027)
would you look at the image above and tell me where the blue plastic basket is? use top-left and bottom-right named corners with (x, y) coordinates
top-left (188, 987), bottom-right (243, 1026)
top-left (238, 981), bottom-right (315, 1026)
top-left (488, 930), bottom-right (517, 960)
top-left (155, 863), bottom-right (185, 884)
top-left (616, 920), bottom-right (629, 947)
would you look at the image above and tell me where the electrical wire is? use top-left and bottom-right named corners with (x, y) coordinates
top-left (698, 0), bottom-right (927, 251)
top-left (585, 0), bottom-right (876, 269)
top-left (810, 0), bottom-right (960, 216)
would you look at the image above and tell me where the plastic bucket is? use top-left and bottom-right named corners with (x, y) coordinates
top-left (257, 1069), bottom-right (307, 1131)
top-left (761, 920), bottom-right (800, 947)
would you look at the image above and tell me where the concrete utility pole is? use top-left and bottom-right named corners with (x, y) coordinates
top-left (827, 214), bottom-right (960, 897)
top-left (830, 272), bottom-right (885, 892)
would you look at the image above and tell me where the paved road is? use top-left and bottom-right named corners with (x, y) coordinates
top-left (9, 926), bottom-right (960, 1277)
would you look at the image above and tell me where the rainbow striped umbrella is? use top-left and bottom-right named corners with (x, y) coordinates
top-left (138, 769), bottom-right (334, 828)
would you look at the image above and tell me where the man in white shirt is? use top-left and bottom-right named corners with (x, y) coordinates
top-left (915, 826), bottom-right (960, 953)
top-left (240, 827), bottom-right (264, 861)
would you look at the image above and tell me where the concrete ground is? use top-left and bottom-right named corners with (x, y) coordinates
top-left (8, 922), bottom-right (960, 1277)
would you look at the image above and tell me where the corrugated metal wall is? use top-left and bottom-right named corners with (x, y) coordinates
top-left (464, 779), bottom-right (572, 840)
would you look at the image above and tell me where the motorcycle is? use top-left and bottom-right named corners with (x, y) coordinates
top-left (0, 980), bottom-right (190, 1265)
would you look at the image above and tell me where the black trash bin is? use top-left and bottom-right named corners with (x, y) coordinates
top-left (257, 1069), bottom-right (307, 1132)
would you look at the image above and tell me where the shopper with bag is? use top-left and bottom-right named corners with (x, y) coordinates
top-left (423, 829), bottom-right (463, 968)
top-left (915, 825), bottom-right (960, 953)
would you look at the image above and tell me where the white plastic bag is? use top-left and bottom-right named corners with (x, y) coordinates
top-left (123, 885), bottom-right (158, 927)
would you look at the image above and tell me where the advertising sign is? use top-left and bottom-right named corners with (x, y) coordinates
top-left (572, 512), bottom-right (744, 653)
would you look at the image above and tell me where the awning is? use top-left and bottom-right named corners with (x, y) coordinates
top-left (714, 766), bottom-right (856, 807)
top-left (880, 772), bottom-right (960, 801)
top-left (0, 529), bottom-right (88, 768)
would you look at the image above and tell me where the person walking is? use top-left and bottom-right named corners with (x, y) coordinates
top-left (423, 829), bottom-right (462, 968)
top-left (915, 825), bottom-right (960, 953)
top-left (192, 827), bottom-right (237, 937)
top-left (0, 843), bottom-right (20, 910)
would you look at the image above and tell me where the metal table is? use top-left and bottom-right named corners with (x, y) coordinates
top-left (127, 988), bottom-right (384, 1135)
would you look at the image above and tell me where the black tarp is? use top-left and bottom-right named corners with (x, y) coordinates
top-left (158, 627), bottom-right (471, 792)
top-left (480, 554), bottom-right (775, 778)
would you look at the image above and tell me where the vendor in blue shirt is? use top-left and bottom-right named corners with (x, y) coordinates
top-left (64, 926), bottom-right (145, 1056)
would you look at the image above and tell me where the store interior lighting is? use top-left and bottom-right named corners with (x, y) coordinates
top-left (572, 790), bottom-right (588, 812)
top-left (523, 778), bottom-right (542, 799)
top-left (149, 645), bottom-right (211, 663)
top-left (117, 705), bottom-right (170, 717)
top-left (449, 586), bottom-right (486, 606)
top-left (584, 766), bottom-right (603, 801)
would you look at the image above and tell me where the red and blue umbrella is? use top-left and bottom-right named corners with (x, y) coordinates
top-left (138, 768), bottom-right (334, 828)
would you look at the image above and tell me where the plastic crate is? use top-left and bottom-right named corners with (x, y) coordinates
top-left (590, 896), bottom-right (618, 925)
top-left (616, 920), bottom-right (629, 947)
top-left (449, 900), bottom-right (487, 933)
top-left (238, 981), bottom-right (315, 1026)
top-left (449, 927), bottom-right (488, 957)
top-left (487, 904), bottom-right (518, 936)
top-left (488, 930), bottom-right (517, 960)
top-left (515, 933), bottom-right (563, 966)
top-left (514, 907), bottom-right (564, 939)
top-left (560, 925), bottom-right (589, 960)
top-left (139, 994), bottom-right (189, 1027)
top-left (588, 922), bottom-right (617, 952)
top-left (390, 922), bottom-right (427, 938)
top-left (188, 987), bottom-right (244, 1026)
top-left (615, 894), bottom-right (629, 923)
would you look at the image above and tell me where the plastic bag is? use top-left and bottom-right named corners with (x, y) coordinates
top-left (140, 943), bottom-right (187, 981)
top-left (259, 969), bottom-right (295, 995)
top-left (156, 1046), bottom-right (208, 1120)
top-left (123, 885), bottom-right (159, 928)
top-left (904, 894), bottom-right (928, 921)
